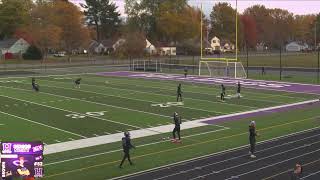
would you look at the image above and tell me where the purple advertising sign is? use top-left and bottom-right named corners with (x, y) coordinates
top-left (1, 142), bottom-right (44, 178)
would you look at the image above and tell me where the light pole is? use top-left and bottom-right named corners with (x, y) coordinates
top-left (315, 22), bottom-right (317, 51)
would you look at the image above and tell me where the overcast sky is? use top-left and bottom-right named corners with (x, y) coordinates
top-left (70, 0), bottom-right (320, 17)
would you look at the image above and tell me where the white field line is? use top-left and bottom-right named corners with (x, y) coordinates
top-left (43, 120), bottom-right (215, 154)
top-left (40, 80), bottom-right (226, 115)
top-left (3, 84), bottom-right (171, 119)
top-left (117, 71), bottom-right (320, 96)
top-left (0, 110), bottom-right (86, 138)
top-left (0, 93), bottom-right (142, 130)
top-left (222, 145), bottom-right (320, 180)
top-left (1, 85), bottom-right (227, 137)
top-left (101, 78), bottom-right (302, 103)
top-left (197, 99), bottom-right (319, 124)
top-left (301, 170), bottom-right (320, 179)
top-left (45, 127), bottom-right (229, 166)
top-left (45, 98), bottom-right (318, 155)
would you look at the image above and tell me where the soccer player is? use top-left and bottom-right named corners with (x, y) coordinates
top-left (220, 84), bottom-right (226, 101)
top-left (184, 67), bottom-right (188, 78)
top-left (31, 78), bottom-right (39, 92)
top-left (119, 132), bottom-right (135, 168)
top-left (74, 78), bottom-right (82, 88)
top-left (249, 121), bottom-right (258, 158)
top-left (237, 81), bottom-right (241, 98)
top-left (177, 84), bottom-right (183, 102)
top-left (172, 112), bottom-right (182, 143)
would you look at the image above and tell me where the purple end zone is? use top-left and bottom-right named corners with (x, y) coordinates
top-left (202, 100), bottom-right (320, 124)
top-left (97, 71), bottom-right (320, 95)
top-left (97, 71), bottom-right (320, 125)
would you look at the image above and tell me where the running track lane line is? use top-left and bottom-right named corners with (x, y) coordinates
top-left (43, 118), bottom-right (319, 179)
top-left (301, 170), bottom-right (320, 179)
top-left (150, 131), bottom-right (320, 180)
top-left (223, 148), bottom-right (320, 180)
top-left (173, 141), bottom-right (320, 180)
top-left (110, 125), bottom-right (320, 180)
top-left (262, 158), bottom-right (320, 180)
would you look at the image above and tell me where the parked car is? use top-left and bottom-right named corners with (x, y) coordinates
top-left (53, 52), bottom-right (65, 57)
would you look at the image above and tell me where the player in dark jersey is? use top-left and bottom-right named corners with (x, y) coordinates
top-left (119, 132), bottom-right (135, 168)
top-left (74, 78), bottom-right (82, 88)
top-left (220, 84), bottom-right (226, 101)
top-left (31, 78), bottom-right (39, 92)
top-left (177, 84), bottom-right (183, 102)
top-left (237, 81), bottom-right (241, 98)
top-left (172, 112), bottom-right (182, 143)
top-left (249, 121), bottom-right (258, 158)
top-left (184, 67), bottom-right (188, 78)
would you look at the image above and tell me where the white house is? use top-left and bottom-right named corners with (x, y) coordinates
top-left (286, 42), bottom-right (309, 52)
top-left (211, 36), bottom-right (221, 52)
top-left (145, 39), bottom-right (157, 55)
top-left (112, 38), bottom-right (126, 50)
top-left (0, 38), bottom-right (30, 55)
top-left (155, 42), bottom-right (176, 56)
top-left (88, 40), bottom-right (106, 54)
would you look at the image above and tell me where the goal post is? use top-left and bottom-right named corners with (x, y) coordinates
top-left (132, 59), bottom-right (162, 72)
top-left (199, 60), bottom-right (247, 79)
top-left (198, 0), bottom-right (245, 79)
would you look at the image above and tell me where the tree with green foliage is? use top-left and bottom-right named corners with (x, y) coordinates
top-left (125, 0), bottom-right (187, 41)
top-left (113, 29), bottom-right (146, 59)
top-left (0, 0), bottom-right (33, 39)
top-left (81, 0), bottom-right (121, 41)
top-left (157, 3), bottom-right (200, 44)
top-left (23, 45), bottom-right (43, 60)
top-left (209, 2), bottom-right (238, 45)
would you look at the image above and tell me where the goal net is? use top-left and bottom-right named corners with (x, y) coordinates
top-left (132, 60), bottom-right (162, 72)
top-left (199, 61), bottom-right (247, 79)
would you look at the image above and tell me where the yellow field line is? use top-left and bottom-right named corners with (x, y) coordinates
top-left (44, 116), bottom-right (317, 179)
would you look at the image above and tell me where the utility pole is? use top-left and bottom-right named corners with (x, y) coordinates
top-left (280, 45), bottom-right (282, 80)
top-left (315, 22), bottom-right (317, 51)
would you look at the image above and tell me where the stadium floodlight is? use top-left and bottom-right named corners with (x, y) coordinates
top-left (199, 0), bottom-right (246, 79)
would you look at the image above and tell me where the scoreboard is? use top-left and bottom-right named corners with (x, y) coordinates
top-left (1, 141), bottom-right (44, 179)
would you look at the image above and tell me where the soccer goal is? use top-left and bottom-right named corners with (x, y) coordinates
top-left (132, 59), bottom-right (162, 72)
top-left (199, 60), bottom-right (247, 79)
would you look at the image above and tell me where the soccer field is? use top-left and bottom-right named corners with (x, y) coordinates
top-left (1, 71), bottom-right (319, 179)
